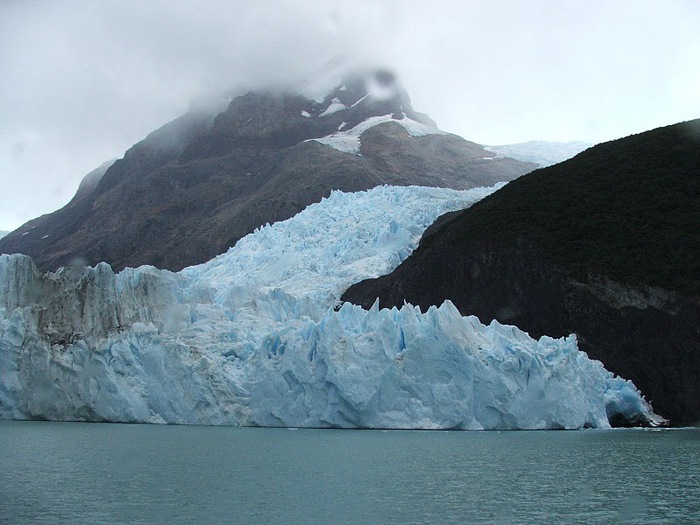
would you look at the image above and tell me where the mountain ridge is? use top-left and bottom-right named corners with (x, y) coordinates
top-left (0, 72), bottom-right (535, 272)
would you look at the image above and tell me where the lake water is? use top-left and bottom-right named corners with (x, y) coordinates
top-left (0, 422), bottom-right (698, 524)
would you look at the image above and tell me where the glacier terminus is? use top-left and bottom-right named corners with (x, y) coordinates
top-left (0, 185), bottom-right (662, 429)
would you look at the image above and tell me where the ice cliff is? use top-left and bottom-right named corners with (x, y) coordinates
top-left (0, 185), bottom-right (660, 428)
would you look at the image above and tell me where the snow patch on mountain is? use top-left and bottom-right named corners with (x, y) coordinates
top-left (310, 114), bottom-right (444, 155)
top-left (313, 134), bottom-right (361, 155)
top-left (319, 97), bottom-right (346, 117)
top-left (0, 185), bottom-right (660, 429)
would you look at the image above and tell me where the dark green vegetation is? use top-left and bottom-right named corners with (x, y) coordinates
top-left (344, 119), bottom-right (700, 426)
top-left (423, 119), bottom-right (700, 295)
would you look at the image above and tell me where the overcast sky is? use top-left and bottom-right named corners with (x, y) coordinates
top-left (1, 0), bottom-right (698, 231)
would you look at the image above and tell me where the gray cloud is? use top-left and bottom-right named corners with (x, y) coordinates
top-left (1, 0), bottom-right (699, 230)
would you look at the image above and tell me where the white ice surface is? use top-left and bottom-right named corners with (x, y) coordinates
top-left (0, 185), bottom-right (660, 428)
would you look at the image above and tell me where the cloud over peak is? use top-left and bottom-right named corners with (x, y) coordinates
top-left (1, 0), bottom-right (699, 231)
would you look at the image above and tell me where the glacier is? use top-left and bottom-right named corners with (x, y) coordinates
top-left (0, 184), bottom-right (661, 429)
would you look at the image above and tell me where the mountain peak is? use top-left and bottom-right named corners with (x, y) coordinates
top-left (0, 76), bottom-right (535, 273)
top-left (311, 69), bottom-right (434, 127)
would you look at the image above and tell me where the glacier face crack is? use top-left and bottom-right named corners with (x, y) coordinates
top-left (0, 185), bottom-right (661, 428)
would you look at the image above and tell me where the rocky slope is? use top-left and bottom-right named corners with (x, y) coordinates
top-left (0, 71), bottom-right (534, 272)
top-left (343, 119), bottom-right (700, 426)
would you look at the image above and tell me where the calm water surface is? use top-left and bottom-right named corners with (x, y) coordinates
top-left (0, 421), bottom-right (698, 524)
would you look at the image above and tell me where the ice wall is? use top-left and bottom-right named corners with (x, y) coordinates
top-left (0, 185), bottom-right (661, 428)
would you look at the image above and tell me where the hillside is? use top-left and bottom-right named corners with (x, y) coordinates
top-left (343, 119), bottom-right (700, 425)
top-left (0, 71), bottom-right (534, 273)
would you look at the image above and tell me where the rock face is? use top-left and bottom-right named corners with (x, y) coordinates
top-left (0, 71), bottom-right (534, 272)
top-left (343, 119), bottom-right (700, 426)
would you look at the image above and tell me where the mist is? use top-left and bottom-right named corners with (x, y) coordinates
top-left (1, 0), bottom-right (699, 231)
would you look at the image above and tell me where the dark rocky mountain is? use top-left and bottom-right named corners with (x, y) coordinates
top-left (0, 71), bottom-right (535, 272)
top-left (343, 119), bottom-right (700, 426)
